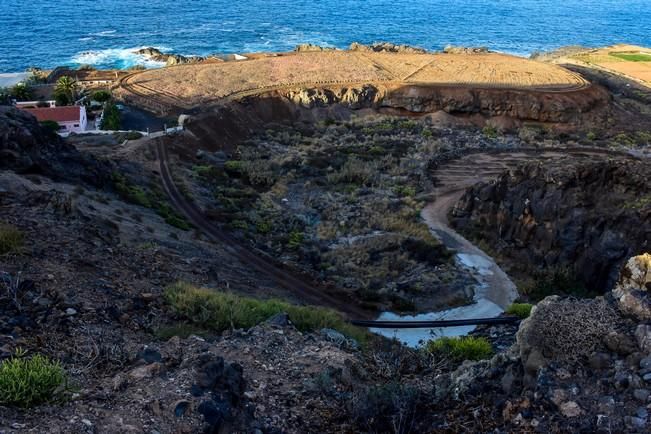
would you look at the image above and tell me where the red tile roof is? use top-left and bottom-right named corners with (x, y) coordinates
top-left (22, 106), bottom-right (81, 123)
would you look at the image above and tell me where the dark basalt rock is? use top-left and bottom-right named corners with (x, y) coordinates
top-left (0, 105), bottom-right (111, 186)
top-left (450, 158), bottom-right (651, 293)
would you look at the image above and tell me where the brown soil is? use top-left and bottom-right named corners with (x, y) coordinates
top-left (114, 51), bottom-right (590, 115)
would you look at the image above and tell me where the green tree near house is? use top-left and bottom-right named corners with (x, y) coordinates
top-left (92, 90), bottom-right (111, 103)
top-left (54, 76), bottom-right (78, 106)
top-left (101, 102), bottom-right (121, 130)
top-left (10, 83), bottom-right (33, 101)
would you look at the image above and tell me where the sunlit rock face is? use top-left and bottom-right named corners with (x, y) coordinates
top-left (613, 253), bottom-right (651, 321)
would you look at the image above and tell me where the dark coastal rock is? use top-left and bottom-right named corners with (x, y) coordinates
top-left (450, 159), bottom-right (651, 293)
top-left (135, 47), bottom-right (205, 66)
top-left (0, 106), bottom-right (111, 186)
top-left (349, 42), bottom-right (428, 54)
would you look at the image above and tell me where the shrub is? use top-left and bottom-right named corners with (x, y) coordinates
top-left (0, 223), bottom-right (23, 255)
top-left (224, 160), bottom-right (245, 177)
top-left (287, 230), bottom-right (304, 249)
top-left (0, 350), bottom-right (66, 408)
top-left (425, 336), bottom-right (493, 362)
top-left (154, 322), bottom-right (210, 340)
top-left (522, 266), bottom-right (589, 301)
top-left (505, 303), bottom-right (533, 319)
top-left (101, 103), bottom-right (121, 130)
top-left (112, 173), bottom-right (190, 230)
top-left (125, 131), bottom-right (143, 140)
top-left (349, 383), bottom-right (420, 434)
top-left (482, 126), bottom-right (498, 138)
top-left (40, 120), bottom-right (60, 135)
top-left (92, 90), bottom-right (111, 103)
top-left (164, 282), bottom-right (367, 343)
top-left (255, 219), bottom-right (273, 234)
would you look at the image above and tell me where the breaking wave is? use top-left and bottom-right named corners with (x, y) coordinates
top-left (70, 47), bottom-right (169, 69)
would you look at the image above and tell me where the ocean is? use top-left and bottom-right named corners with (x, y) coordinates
top-left (2, 0), bottom-right (650, 72)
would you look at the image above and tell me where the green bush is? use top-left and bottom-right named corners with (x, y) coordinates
top-left (164, 282), bottom-right (367, 344)
top-left (224, 160), bottom-right (244, 176)
top-left (393, 185), bottom-right (416, 197)
top-left (505, 303), bottom-right (533, 319)
top-left (125, 131), bottom-right (143, 140)
top-left (523, 266), bottom-right (589, 301)
top-left (0, 223), bottom-right (23, 255)
top-left (40, 120), bottom-right (61, 135)
top-left (101, 103), bottom-right (121, 130)
top-left (482, 126), bottom-right (498, 138)
top-left (287, 230), bottom-right (304, 249)
top-left (255, 219), bottom-right (273, 234)
top-left (92, 90), bottom-right (111, 103)
top-left (112, 172), bottom-right (190, 230)
top-left (425, 336), bottom-right (493, 362)
top-left (0, 350), bottom-right (66, 408)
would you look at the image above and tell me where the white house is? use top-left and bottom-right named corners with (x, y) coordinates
top-left (22, 106), bottom-right (87, 134)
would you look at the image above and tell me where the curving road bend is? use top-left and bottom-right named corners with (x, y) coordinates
top-left (372, 148), bottom-right (628, 346)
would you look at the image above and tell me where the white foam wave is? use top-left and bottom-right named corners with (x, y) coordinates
top-left (91, 30), bottom-right (118, 37)
top-left (70, 46), bottom-right (169, 69)
top-left (78, 37), bottom-right (93, 42)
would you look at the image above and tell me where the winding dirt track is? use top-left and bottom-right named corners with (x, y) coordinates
top-left (422, 148), bottom-right (637, 309)
top-left (156, 135), bottom-right (636, 322)
top-left (155, 140), bottom-right (372, 320)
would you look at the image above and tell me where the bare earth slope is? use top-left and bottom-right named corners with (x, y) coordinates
top-left (114, 51), bottom-right (593, 115)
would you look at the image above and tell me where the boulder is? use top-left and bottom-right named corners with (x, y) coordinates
top-left (515, 296), bottom-right (621, 373)
top-left (612, 253), bottom-right (651, 320)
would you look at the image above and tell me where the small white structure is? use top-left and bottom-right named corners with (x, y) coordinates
top-left (14, 100), bottom-right (56, 108)
top-left (22, 106), bottom-right (87, 134)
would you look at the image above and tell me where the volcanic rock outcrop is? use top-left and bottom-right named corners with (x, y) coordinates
top-left (450, 158), bottom-right (651, 293)
top-left (0, 106), bottom-right (109, 185)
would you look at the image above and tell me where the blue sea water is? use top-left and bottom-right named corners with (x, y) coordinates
top-left (1, 0), bottom-right (650, 72)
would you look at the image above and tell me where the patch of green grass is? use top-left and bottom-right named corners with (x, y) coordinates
top-left (255, 219), bottom-right (273, 234)
top-left (287, 230), bottom-right (304, 249)
top-left (482, 126), bottom-right (498, 139)
top-left (393, 185), bottom-right (416, 197)
top-left (224, 160), bottom-right (244, 176)
top-left (522, 266), bottom-right (590, 301)
top-left (425, 336), bottom-right (493, 362)
top-left (164, 282), bottom-right (367, 344)
top-left (368, 145), bottom-right (386, 156)
top-left (112, 172), bottom-right (191, 230)
top-left (0, 223), bottom-right (23, 255)
top-left (623, 195), bottom-right (651, 211)
top-left (505, 303), bottom-right (533, 319)
top-left (0, 350), bottom-right (66, 408)
top-left (610, 52), bottom-right (651, 62)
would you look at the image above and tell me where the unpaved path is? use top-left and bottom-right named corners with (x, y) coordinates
top-left (373, 148), bottom-right (625, 346)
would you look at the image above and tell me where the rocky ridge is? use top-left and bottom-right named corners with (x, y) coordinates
top-left (450, 157), bottom-right (651, 293)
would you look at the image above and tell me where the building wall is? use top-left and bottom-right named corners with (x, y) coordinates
top-left (57, 107), bottom-right (87, 134)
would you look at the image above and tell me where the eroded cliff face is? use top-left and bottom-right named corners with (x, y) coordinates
top-left (450, 158), bottom-right (651, 293)
top-left (381, 84), bottom-right (610, 122)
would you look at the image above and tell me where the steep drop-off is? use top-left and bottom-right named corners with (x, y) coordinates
top-left (450, 158), bottom-right (650, 293)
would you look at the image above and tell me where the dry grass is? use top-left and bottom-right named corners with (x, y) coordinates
top-left (120, 51), bottom-right (587, 111)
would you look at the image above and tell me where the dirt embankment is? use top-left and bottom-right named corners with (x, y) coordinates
top-left (450, 157), bottom-right (651, 293)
